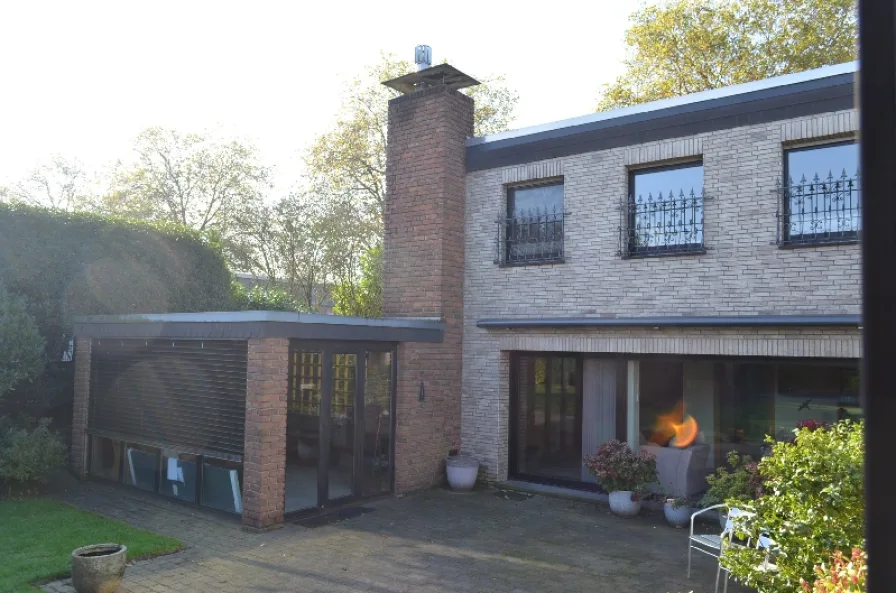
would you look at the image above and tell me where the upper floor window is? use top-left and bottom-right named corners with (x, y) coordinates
top-left (778, 141), bottom-right (860, 246)
top-left (496, 180), bottom-right (566, 266)
top-left (620, 162), bottom-right (705, 258)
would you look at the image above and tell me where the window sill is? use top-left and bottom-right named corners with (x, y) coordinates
top-left (497, 258), bottom-right (566, 268)
top-left (777, 239), bottom-right (860, 249)
top-left (620, 248), bottom-right (707, 260)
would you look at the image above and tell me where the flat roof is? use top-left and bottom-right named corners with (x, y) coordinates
top-left (467, 62), bottom-right (857, 172)
top-left (477, 315), bottom-right (861, 329)
top-left (74, 311), bottom-right (444, 342)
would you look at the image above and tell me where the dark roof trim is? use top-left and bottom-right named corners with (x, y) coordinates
top-left (74, 311), bottom-right (444, 343)
top-left (476, 315), bottom-right (861, 329)
top-left (467, 72), bottom-right (856, 172)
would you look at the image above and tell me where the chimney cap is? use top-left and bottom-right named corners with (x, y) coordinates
top-left (382, 63), bottom-right (480, 95)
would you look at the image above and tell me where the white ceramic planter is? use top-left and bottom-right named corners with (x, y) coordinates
top-left (608, 491), bottom-right (641, 518)
top-left (445, 455), bottom-right (479, 491)
top-left (663, 501), bottom-right (692, 528)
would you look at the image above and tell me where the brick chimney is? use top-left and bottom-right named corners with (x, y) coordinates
top-left (382, 57), bottom-right (476, 492)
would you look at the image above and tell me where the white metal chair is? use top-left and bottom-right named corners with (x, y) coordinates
top-left (688, 505), bottom-right (749, 593)
top-left (717, 532), bottom-right (777, 593)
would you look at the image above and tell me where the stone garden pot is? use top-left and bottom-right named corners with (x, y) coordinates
top-left (608, 491), bottom-right (641, 518)
top-left (445, 455), bottom-right (479, 491)
top-left (663, 500), bottom-right (692, 528)
top-left (71, 544), bottom-right (127, 593)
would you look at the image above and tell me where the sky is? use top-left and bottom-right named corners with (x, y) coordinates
top-left (0, 0), bottom-right (636, 195)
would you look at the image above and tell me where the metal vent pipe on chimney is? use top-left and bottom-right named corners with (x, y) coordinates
top-left (415, 45), bottom-right (432, 71)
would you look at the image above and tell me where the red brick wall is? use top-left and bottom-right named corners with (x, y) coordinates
top-left (383, 85), bottom-right (474, 492)
top-left (242, 337), bottom-right (288, 529)
top-left (71, 337), bottom-right (92, 478)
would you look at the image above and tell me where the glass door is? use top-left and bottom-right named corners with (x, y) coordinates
top-left (286, 342), bottom-right (395, 512)
top-left (326, 352), bottom-right (357, 502)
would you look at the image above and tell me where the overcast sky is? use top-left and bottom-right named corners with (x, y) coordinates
top-left (0, 0), bottom-right (635, 194)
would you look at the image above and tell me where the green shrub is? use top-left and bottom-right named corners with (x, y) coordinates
top-left (802, 548), bottom-right (867, 593)
top-left (724, 421), bottom-right (864, 592)
top-left (0, 418), bottom-right (67, 495)
top-left (0, 203), bottom-right (234, 420)
top-left (230, 280), bottom-right (301, 312)
top-left (700, 450), bottom-right (764, 506)
top-left (0, 283), bottom-right (45, 399)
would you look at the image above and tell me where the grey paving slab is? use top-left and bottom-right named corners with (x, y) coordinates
top-left (42, 477), bottom-right (748, 593)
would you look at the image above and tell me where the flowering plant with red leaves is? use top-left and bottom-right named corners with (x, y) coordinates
top-left (796, 419), bottom-right (831, 431)
top-left (801, 548), bottom-right (867, 593)
top-left (583, 439), bottom-right (657, 494)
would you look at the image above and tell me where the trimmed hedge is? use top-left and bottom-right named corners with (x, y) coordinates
top-left (0, 204), bottom-right (234, 420)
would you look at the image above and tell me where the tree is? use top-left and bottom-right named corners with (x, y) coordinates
top-left (101, 127), bottom-right (271, 265)
top-left (0, 283), bottom-right (45, 401)
top-left (301, 54), bottom-right (518, 316)
top-left (5, 156), bottom-right (91, 211)
top-left (597, 0), bottom-right (858, 110)
top-left (332, 244), bottom-right (382, 318)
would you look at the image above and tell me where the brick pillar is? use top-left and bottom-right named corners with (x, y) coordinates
top-left (71, 337), bottom-right (92, 478)
top-left (383, 85), bottom-right (474, 492)
top-left (242, 338), bottom-right (288, 529)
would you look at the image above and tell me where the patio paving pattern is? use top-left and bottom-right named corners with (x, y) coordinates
top-left (43, 477), bottom-right (746, 593)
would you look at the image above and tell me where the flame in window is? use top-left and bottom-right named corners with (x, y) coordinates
top-left (650, 401), bottom-right (699, 448)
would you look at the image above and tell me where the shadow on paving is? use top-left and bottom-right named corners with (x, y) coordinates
top-left (43, 475), bottom-right (749, 593)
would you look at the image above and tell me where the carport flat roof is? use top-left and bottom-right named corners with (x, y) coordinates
top-left (73, 311), bottom-right (444, 343)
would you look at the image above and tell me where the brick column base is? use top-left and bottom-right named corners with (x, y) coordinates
top-left (71, 337), bottom-right (92, 478)
top-left (241, 338), bottom-right (288, 529)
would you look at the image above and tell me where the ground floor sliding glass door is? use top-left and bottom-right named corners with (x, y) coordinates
top-left (509, 353), bottom-right (860, 491)
top-left (285, 342), bottom-right (395, 514)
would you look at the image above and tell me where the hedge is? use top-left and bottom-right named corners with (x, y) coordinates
top-left (0, 203), bottom-right (234, 420)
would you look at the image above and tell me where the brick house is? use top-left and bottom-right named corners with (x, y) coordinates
top-left (70, 59), bottom-right (860, 529)
top-left (382, 59), bottom-right (860, 497)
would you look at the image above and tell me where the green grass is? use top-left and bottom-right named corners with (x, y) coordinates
top-left (0, 498), bottom-right (182, 593)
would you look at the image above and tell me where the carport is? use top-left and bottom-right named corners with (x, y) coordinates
top-left (70, 311), bottom-right (443, 529)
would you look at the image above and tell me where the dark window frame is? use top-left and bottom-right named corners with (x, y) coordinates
top-left (623, 160), bottom-right (706, 258)
top-left (497, 179), bottom-right (567, 266)
top-left (779, 139), bottom-right (861, 247)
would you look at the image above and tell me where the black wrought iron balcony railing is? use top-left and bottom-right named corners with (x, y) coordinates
top-left (776, 171), bottom-right (861, 246)
top-left (618, 188), bottom-right (706, 258)
top-left (495, 207), bottom-right (567, 266)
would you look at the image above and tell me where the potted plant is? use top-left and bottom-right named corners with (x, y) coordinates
top-left (699, 451), bottom-right (765, 526)
top-left (663, 496), bottom-right (693, 528)
top-left (584, 440), bottom-right (658, 518)
top-left (71, 543), bottom-right (128, 593)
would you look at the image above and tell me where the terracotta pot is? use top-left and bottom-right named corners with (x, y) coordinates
top-left (608, 491), bottom-right (641, 517)
top-left (71, 544), bottom-right (127, 593)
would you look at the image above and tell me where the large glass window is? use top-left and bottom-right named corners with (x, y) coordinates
top-left (511, 354), bottom-right (582, 483)
top-left (363, 351), bottom-right (392, 496)
top-left (502, 181), bottom-right (565, 264)
top-left (201, 458), bottom-right (243, 514)
top-left (783, 141), bottom-right (860, 244)
top-left (123, 443), bottom-right (159, 492)
top-left (627, 162), bottom-right (704, 255)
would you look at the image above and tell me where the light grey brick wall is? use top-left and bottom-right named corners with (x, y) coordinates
top-left (461, 108), bottom-right (862, 482)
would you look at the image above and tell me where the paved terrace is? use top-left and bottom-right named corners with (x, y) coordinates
top-left (43, 476), bottom-right (746, 593)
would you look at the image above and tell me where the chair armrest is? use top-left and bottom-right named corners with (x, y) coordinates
top-left (690, 504), bottom-right (727, 534)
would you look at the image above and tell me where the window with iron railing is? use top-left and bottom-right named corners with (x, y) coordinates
top-left (619, 162), bottom-right (705, 258)
top-left (496, 180), bottom-right (566, 265)
top-left (778, 141), bottom-right (861, 246)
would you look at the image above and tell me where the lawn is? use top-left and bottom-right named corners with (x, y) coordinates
top-left (0, 498), bottom-right (182, 593)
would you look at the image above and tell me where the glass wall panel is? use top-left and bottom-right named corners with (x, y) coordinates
top-left (328, 353), bottom-right (356, 502)
top-left (285, 350), bottom-right (322, 512)
top-left (512, 354), bottom-right (583, 482)
top-left (363, 350), bottom-right (392, 496)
